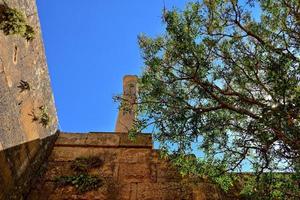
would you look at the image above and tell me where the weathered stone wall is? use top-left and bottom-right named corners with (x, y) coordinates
top-left (0, 0), bottom-right (58, 150)
top-left (0, 0), bottom-right (58, 199)
top-left (29, 132), bottom-right (227, 200)
top-left (0, 132), bottom-right (58, 200)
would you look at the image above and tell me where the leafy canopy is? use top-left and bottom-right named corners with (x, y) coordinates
top-left (117, 0), bottom-right (300, 198)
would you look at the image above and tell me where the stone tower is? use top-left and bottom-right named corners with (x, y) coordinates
top-left (115, 75), bottom-right (138, 133)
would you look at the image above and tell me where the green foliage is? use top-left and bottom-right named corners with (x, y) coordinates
top-left (115, 0), bottom-right (300, 198)
top-left (128, 130), bottom-right (137, 142)
top-left (127, 119), bottom-right (148, 141)
top-left (23, 24), bottom-right (35, 41)
top-left (240, 173), bottom-right (300, 200)
top-left (168, 152), bottom-right (235, 192)
top-left (71, 156), bottom-right (103, 173)
top-left (55, 174), bottom-right (102, 193)
top-left (29, 106), bottom-right (50, 127)
top-left (0, 7), bottom-right (26, 35)
top-left (38, 106), bottom-right (50, 127)
top-left (55, 156), bottom-right (104, 193)
top-left (0, 6), bottom-right (35, 41)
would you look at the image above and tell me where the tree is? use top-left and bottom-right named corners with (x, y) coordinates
top-left (116, 0), bottom-right (300, 198)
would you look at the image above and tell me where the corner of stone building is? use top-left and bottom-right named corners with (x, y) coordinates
top-left (0, 0), bottom-right (59, 199)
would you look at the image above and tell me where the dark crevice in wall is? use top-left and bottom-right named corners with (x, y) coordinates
top-left (13, 46), bottom-right (18, 64)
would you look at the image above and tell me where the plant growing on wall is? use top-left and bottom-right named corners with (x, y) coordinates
top-left (71, 156), bottom-right (104, 173)
top-left (38, 106), bottom-right (50, 127)
top-left (17, 80), bottom-right (30, 92)
top-left (55, 156), bottom-right (104, 193)
top-left (0, 6), bottom-right (35, 41)
top-left (28, 109), bottom-right (38, 122)
top-left (23, 25), bottom-right (35, 41)
top-left (55, 174), bottom-right (103, 193)
top-left (28, 106), bottom-right (50, 127)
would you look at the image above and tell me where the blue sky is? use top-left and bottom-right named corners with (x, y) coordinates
top-left (36, 0), bottom-right (192, 132)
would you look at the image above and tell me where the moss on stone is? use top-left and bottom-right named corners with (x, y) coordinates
top-left (0, 6), bottom-right (35, 41)
top-left (71, 156), bottom-right (104, 173)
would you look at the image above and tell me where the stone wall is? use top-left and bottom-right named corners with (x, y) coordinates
top-left (0, 0), bottom-right (58, 150)
top-left (28, 132), bottom-right (228, 200)
top-left (0, 0), bottom-right (58, 199)
top-left (0, 133), bottom-right (58, 200)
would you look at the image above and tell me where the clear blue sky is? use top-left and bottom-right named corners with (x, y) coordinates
top-left (36, 0), bottom-right (192, 132)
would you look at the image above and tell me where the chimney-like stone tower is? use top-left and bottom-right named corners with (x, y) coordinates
top-left (115, 75), bottom-right (138, 132)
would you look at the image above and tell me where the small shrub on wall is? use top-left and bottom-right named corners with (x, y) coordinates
top-left (71, 156), bottom-right (104, 173)
top-left (55, 174), bottom-right (103, 193)
top-left (0, 6), bottom-right (35, 41)
top-left (55, 156), bottom-right (104, 193)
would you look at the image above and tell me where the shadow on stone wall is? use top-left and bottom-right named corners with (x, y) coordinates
top-left (0, 132), bottom-right (58, 200)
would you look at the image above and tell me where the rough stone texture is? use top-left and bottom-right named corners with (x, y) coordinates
top-left (0, 0), bottom-right (58, 150)
top-left (0, 1), bottom-right (58, 199)
top-left (28, 132), bottom-right (232, 200)
top-left (54, 132), bottom-right (152, 148)
top-left (115, 75), bottom-right (138, 133)
top-left (0, 132), bottom-right (58, 200)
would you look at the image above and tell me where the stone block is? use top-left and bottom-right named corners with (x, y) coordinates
top-left (192, 183), bottom-right (223, 200)
top-left (118, 163), bottom-right (152, 183)
top-left (136, 182), bottom-right (193, 200)
top-left (90, 161), bottom-right (117, 178)
top-left (56, 133), bottom-right (121, 147)
top-left (156, 162), bottom-right (182, 183)
top-left (49, 146), bottom-right (90, 161)
top-left (55, 133), bottom-right (88, 146)
top-left (37, 181), bottom-right (56, 200)
top-left (149, 149), bottom-right (161, 163)
top-left (86, 132), bottom-right (120, 146)
top-left (85, 148), bottom-right (119, 162)
top-left (118, 148), bottom-right (151, 163)
top-left (44, 161), bottom-right (73, 181)
top-left (118, 133), bottom-right (152, 147)
top-left (117, 183), bottom-right (137, 200)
